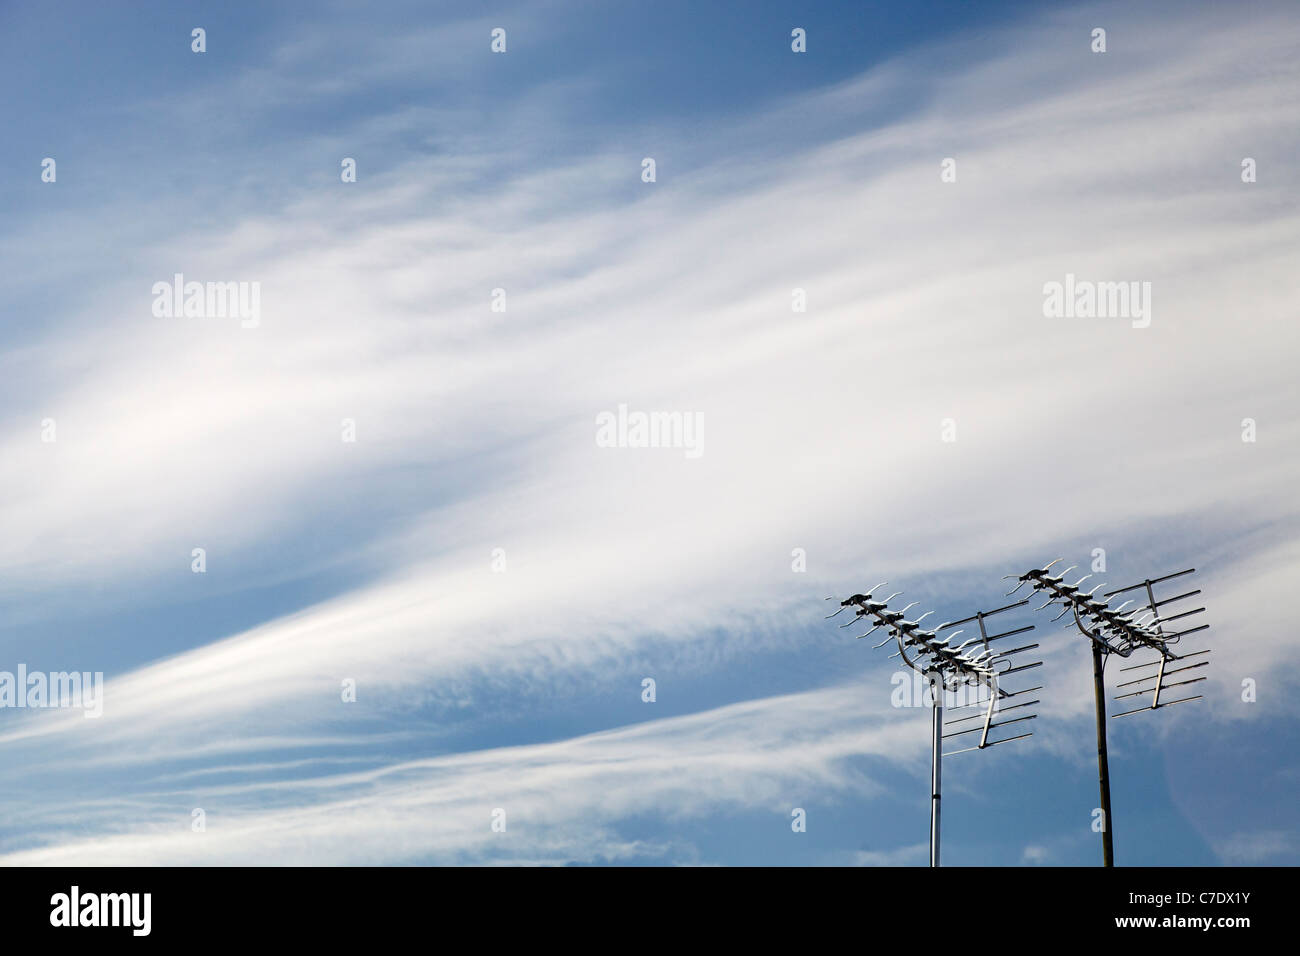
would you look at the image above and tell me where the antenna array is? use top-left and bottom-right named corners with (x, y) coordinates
top-left (826, 583), bottom-right (1042, 865)
top-left (1005, 559), bottom-right (1213, 865)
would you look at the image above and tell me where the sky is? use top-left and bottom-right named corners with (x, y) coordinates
top-left (0, 0), bottom-right (1297, 866)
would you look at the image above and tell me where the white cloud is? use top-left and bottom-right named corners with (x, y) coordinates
top-left (1, 0), bottom-right (1297, 862)
top-left (1213, 829), bottom-right (1297, 865)
top-left (0, 684), bottom-right (915, 865)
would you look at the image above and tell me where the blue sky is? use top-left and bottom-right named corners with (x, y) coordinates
top-left (0, 0), bottom-right (1297, 865)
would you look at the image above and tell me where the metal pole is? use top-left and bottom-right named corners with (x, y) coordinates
top-left (929, 672), bottom-right (942, 867)
top-left (1091, 640), bottom-right (1114, 867)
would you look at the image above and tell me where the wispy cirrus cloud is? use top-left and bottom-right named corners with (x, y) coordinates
top-left (0, 684), bottom-right (919, 865)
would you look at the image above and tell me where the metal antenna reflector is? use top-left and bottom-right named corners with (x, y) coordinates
top-left (1100, 569), bottom-right (1213, 717)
